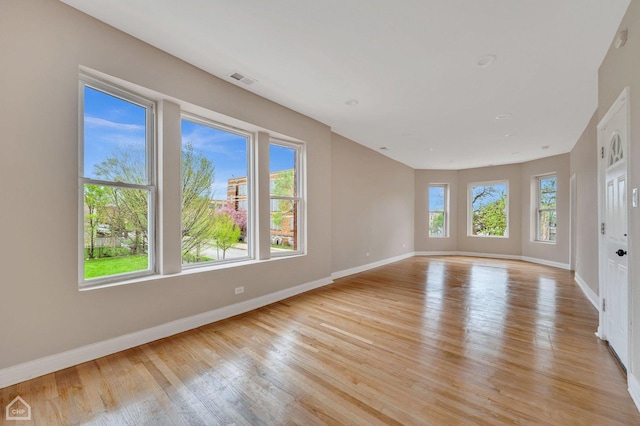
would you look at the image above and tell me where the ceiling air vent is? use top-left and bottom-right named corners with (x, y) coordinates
top-left (228, 71), bottom-right (257, 86)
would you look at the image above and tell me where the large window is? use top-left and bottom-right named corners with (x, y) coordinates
top-left (270, 141), bottom-right (303, 255)
top-left (181, 116), bottom-right (250, 265)
top-left (428, 184), bottom-right (448, 237)
top-left (79, 74), bottom-right (306, 287)
top-left (80, 77), bottom-right (155, 284)
top-left (468, 181), bottom-right (509, 237)
top-left (535, 175), bottom-right (557, 242)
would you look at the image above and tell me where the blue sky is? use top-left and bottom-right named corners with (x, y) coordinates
top-left (84, 86), bottom-right (294, 199)
top-left (471, 183), bottom-right (507, 209)
top-left (181, 119), bottom-right (248, 198)
top-left (83, 86), bottom-right (147, 180)
top-left (429, 186), bottom-right (445, 211)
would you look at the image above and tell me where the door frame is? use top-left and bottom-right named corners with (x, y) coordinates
top-left (597, 87), bottom-right (631, 366)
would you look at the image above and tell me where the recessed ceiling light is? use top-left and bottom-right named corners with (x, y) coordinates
top-left (505, 133), bottom-right (514, 138)
top-left (496, 113), bottom-right (511, 120)
top-left (541, 145), bottom-right (550, 150)
top-left (345, 99), bottom-right (359, 106)
top-left (476, 54), bottom-right (497, 67)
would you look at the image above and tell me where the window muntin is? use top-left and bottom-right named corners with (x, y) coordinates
top-left (180, 116), bottom-right (250, 266)
top-left (428, 185), bottom-right (448, 237)
top-left (535, 175), bottom-right (557, 242)
top-left (468, 181), bottom-right (509, 237)
top-left (80, 79), bottom-right (155, 285)
top-left (270, 141), bottom-right (303, 255)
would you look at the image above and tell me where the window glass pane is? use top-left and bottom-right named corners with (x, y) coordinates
top-left (470, 183), bottom-right (508, 237)
top-left (429, 212), bottom-right (445, 237)
top-left (537, 176), bottom-right (557, 242)
top-left (181, 119), bottom-right (249, 265)
top-left (270, 143), bottom-right (299, 255)
top-left (428, 185), bottom-right (446, 237)
top-left (83, 184), bottom-right (151, 279)
top-left (270, 200), bottom-right (298, 251)
top-left (270, 144), bottom-right (296, 197)
top-left (83, 86), bottom-right (148, 183)
top-left (538, 210), bottom-right (557, 242)
top-left (429, 186), bottom-right (445, 211)
top-left (539, 176), bottom-right (557, 210)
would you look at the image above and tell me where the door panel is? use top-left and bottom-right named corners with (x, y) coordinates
top-left (600, 90), bottom-right (629, 369)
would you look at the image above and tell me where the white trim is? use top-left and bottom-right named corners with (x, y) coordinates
top-left (629, 373), bottom-right (640, 413)
top-left (0, 276), bottom-right (332, 389)
top-left (574, 273), bottom-right (599, 310)
top-left (415, 251), bottom-right (570, 270)
top-left (414, 251), bottom-right (457, 256)
top-left (331, 252), bottom-right (415, 280)
top-left (520, 256), bottom-right (570, 270)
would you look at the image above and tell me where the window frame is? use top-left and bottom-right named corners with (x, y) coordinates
top-left (467, 179), bottom-right (509, 238)
top-left (534, 173), bottom-right (557, 243)
top-left (179, 113), bottom-right (254, 268)
top-left (428, 184), bottom-right (449, 238)
top-left (269, 139), bottom-right (305, 257)
top-left (78, 75), bottom-right (157, 287)
top-left (77, 71), bottom-right (309, 290)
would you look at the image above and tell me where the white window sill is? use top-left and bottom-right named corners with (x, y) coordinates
top-left (79, 253), bottom-right (307, 292)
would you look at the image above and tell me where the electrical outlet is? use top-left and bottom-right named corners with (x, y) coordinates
top-left (235, 286), bottom-right (244, 295)
top-left (366, 252), bottom-right (370, 257)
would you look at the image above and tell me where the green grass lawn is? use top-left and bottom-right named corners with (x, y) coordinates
top-left (85, 255), bottom-right (148, 279)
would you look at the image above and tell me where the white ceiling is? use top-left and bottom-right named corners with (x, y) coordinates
top-left (61, 0), bottom-right (630, 170)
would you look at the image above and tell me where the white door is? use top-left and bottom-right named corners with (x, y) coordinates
top-left (599, 88), bottom-right (629, 369)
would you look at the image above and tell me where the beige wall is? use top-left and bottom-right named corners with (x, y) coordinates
top-left (598, 0), bottom-right (640, 376)
top-left (520, 154), bottom-right (570, 263)
top-left (331, 133), bottom-right (414, 273)
top-left (569, 113), bottom-right (600, 294)
top-left (414, 170), bottom-right (459, 252)
top-left (0, 0), bottom-right (332, 369)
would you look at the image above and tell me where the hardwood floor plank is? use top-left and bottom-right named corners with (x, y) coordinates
top-left (1, 256), bottom-right (639, 425)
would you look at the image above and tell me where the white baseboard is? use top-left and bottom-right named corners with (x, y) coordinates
top-left (574, 273), bottom-right (599, 310)
top-left (520, 256), bottom-right (570, 270)
top-left (414, 251), bottom-right (457, 256)
top-left (0, 276), bottom-right (333, 389)
top-left (629, 373), bottom-right (640, 413)
top-left (331, 252), bottom-right (415, 280)
top-left (416, 251), bottom-right (570, 270)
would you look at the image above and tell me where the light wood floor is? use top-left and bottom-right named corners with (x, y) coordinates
top-left (2, 256), bottom-right (639, 425)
